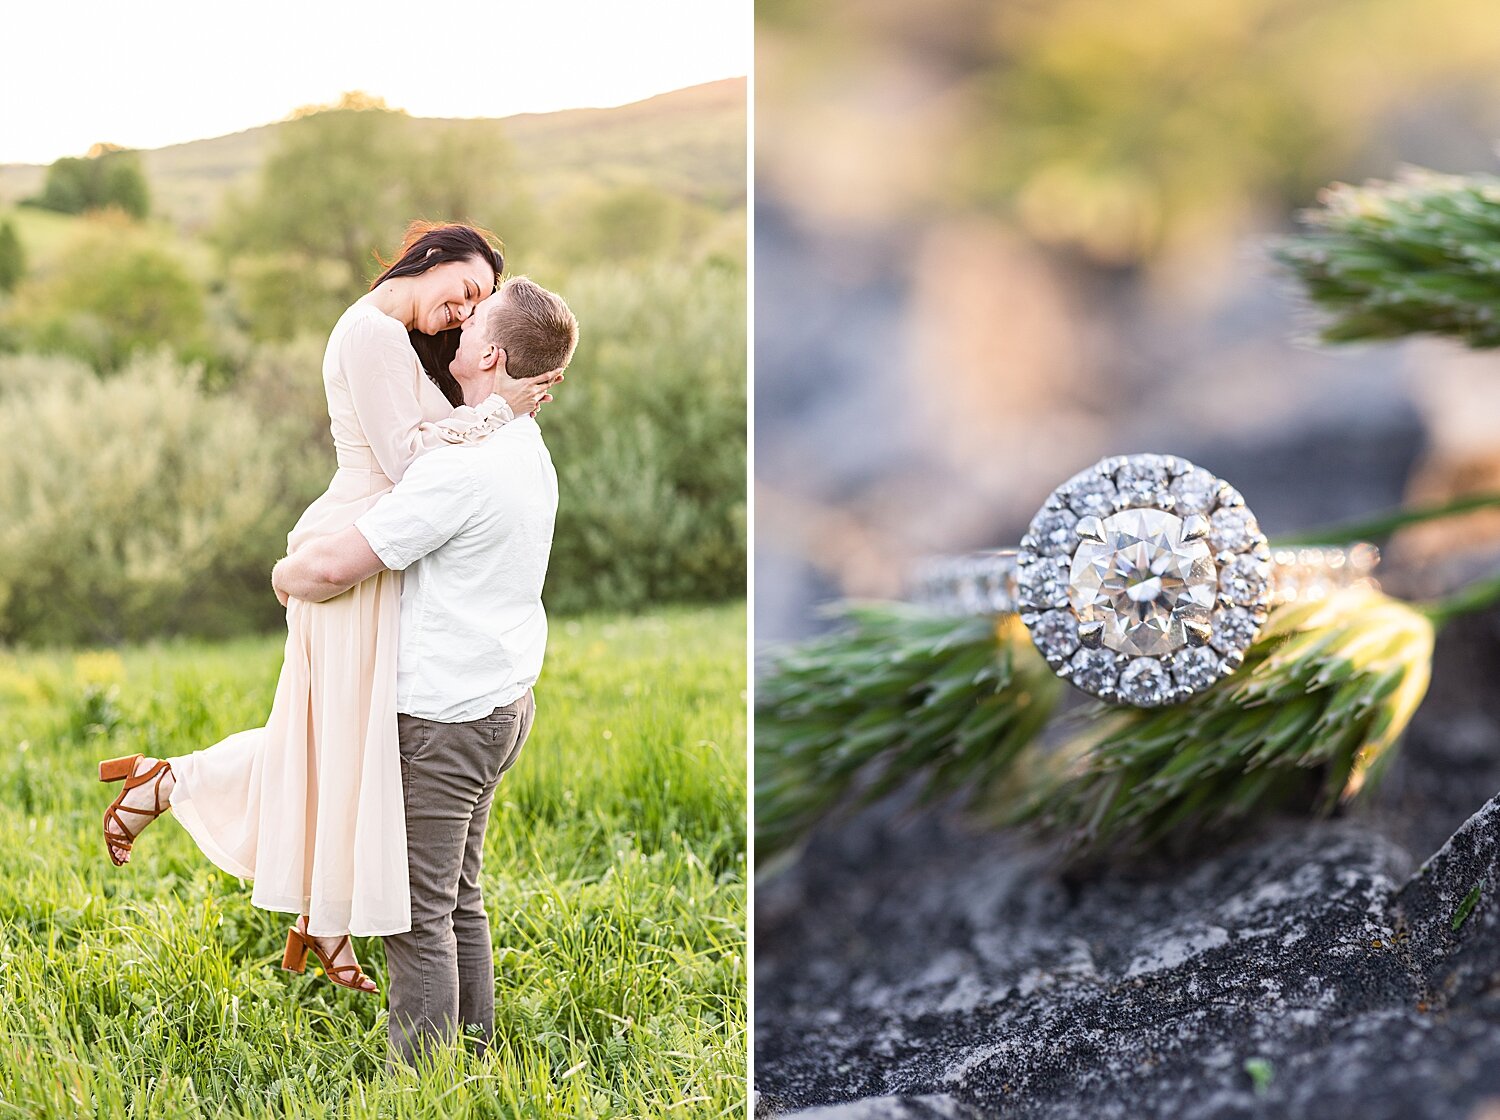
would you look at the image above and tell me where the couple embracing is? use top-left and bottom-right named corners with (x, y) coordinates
top-left (95, 222), bottom-right (579, 1071)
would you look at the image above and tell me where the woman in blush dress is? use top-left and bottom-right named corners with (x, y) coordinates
top-left (96, 222), bottom-right (561, 994)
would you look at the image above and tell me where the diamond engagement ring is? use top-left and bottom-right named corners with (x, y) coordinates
top-left (912, 453), bottom-right (1380, 708)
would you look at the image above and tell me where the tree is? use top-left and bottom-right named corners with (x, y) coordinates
top-left (0, 221), bottom-right (23, 293)
top-left (407, 121), bottom-right (534, 246)
top-left (216, 104), bottom-right (419, 290)
top-left (216, 102), bottom-right (535, 336)
top-left (25, 145), bottom-right (150, 218)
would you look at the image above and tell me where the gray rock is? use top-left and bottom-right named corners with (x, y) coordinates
top-left (756, 630), bottom-right (1500, 1120)
top-left (766, 1095), bottom-right (988, 1120)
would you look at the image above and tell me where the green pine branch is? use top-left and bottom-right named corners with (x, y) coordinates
top-left (756, 497), bottom-right (1500, 863)
top-left (755, 605), bottom-right (1061, 861)
top-left (1274, 166), bottom-right (1500, 347)
top-left (1275, 490), bottom-right (1500, 547)
top-left (1009, 586), bottom-right (1433, 855)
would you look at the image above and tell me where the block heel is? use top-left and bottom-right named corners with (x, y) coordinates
top-left (280, 919), bottom-right (378, 994)
top-left (99, 755), bottom-right (140, 783)
top-left (282, 928), bottom-right (309, 972)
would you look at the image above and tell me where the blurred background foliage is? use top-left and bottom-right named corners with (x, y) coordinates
top-left (21, 144), bottom-right (149, 220)
top-left (757, 0), bottom-right (1500, 262)
top-left (0, 81), bottom-right (745, 644)
top-left (754, 0), bottom-right (1500, 643)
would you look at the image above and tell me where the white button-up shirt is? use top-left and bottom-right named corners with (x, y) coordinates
top-left (355, 415), bottom-right (557, 722)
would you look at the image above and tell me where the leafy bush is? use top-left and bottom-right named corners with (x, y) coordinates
top-left (541, 258), bottom-right (747, 610)
top-left (0, 256), bottom-right (744, 643)
top-left (4, 212), bottom-right (209, 373)
top-left (0, 351), bottom-right (291, 644)
top-left (226, 252), bottom-right (353, 342)
top-left (214, 102), bottom-right (534, 296)
top-left (552, 184), bottom-right (718, 267)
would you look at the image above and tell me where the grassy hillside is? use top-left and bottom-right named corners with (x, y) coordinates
top-left (0, 79), bottom-right (746, 232)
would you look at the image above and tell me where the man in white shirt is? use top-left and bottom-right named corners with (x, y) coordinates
top-left (272, 277), bottom-right (579, 1070)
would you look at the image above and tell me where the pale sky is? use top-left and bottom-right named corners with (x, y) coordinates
top-left (1, 0), bottom-right (749, 165)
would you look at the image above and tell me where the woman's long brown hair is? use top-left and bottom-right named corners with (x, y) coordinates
top-left (370, 221), bottom-right (504, 406)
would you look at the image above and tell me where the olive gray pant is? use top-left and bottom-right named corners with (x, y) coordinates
top-left (381, 689), bottom-right (534, 1071)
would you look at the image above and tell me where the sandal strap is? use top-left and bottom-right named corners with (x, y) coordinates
top-left (126, 761), bottom-right (172, 813)
top-left (103, 816), bottom-right (136, 846)
top-left (106, 759), bottom-right (173, 829)
top-left (123, 758), bottom-right (170, 787)
top-left (110, 801), bottom-right (167, 819)
top-left (103, 801), bottom-right (161, 842)
top-left (103, 763), bottom-right (172, 848)
top-left (301, 929), bottom-right (371, 984)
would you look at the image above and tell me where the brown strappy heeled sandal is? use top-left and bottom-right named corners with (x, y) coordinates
top-left (282, 918), bottom-right (379, 994)
top-left (99, 754), bottom-right (173, 866)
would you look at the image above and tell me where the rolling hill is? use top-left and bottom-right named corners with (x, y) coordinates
top-left (0, 78), bottom-right (746, 231)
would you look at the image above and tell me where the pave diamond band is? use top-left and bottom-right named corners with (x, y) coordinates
top-left (909, 453), bottom-right (1380, 707)
top-left (912, 544), bottom-right (1379, 618)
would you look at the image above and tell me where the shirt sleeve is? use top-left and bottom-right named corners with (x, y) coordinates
top-left (354, 449), bottom-right (479, 571)
top-left (342, 315), bottom-right (486, 483)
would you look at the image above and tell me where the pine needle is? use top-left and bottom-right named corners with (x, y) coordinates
top-left (755, 604), bottom-right (1062, 861)
top-left (1012, 586), bottom-right (1434, 855)
top-left (756, 588), bottom-right (1436, 864)
top-left (1274, 166), bottom-right (1500, 348)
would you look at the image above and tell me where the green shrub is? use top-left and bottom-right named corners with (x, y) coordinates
top-left (226, 252), bottom-right (353, 342)
top-left (0, 351), bottom-right (290, 644)
top-left (554, 184), bottom-right (718, 267)
top-left (4, 213), bottom-right (207, 373)
top-left (541, 259), bottom-right (747, 611)
top-left (0, 256), bottom-right (744, 643)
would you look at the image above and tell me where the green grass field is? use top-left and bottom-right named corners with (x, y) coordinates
top-left (0, 603), bottom-right (746, 1118)
top-left (0, 204), bottom-right (83, 266)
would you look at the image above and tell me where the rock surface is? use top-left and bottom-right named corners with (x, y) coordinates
top-left (755, 611), bottom-right (1500, 1120)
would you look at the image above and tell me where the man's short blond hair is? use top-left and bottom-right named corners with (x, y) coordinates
top-left (485, 276), bottom-right (579, 379)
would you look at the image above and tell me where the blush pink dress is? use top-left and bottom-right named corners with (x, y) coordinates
top-left (165, 301), bottom-right (511, 937)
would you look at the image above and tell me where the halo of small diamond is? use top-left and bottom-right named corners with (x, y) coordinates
top-left (1031, 610), bottom-right (1080, 660)
top-left (1065, 472), bottom-right (1118, 518)
top-left (1026, 506), bottom-right (1079, 558)
top-left (1114, 457), bottom-right (1172, 508)
top-left (1168, 467), bottom-right (1220, 515)
top-left (1171, 646), bottom-right (1222, 692)
top-left (1209, 507), bottom-right (1258, 553)
top-left (1220, 554), bottom-right (1271, 607)
top-left (1211, 606), bottom-right (1259, 654)
top-left (1117, 658), bottom-right (1171, 707)
top-left (1018, 452), bottom-right (1270, 706)
top-left (1068, 647), bottom-right (1120, 695)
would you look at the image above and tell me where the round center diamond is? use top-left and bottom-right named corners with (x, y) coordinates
top-left (1068, 508), bottom-right (1217, 656)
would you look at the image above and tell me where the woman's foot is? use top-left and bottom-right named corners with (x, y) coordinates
top-left (294, 915), bottom-right (378, 993)
top-left (104, 756), bottom-right (175, 865)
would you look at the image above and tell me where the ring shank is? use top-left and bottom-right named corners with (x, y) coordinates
top-left (911, 543), bottom-right (1379, 617)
